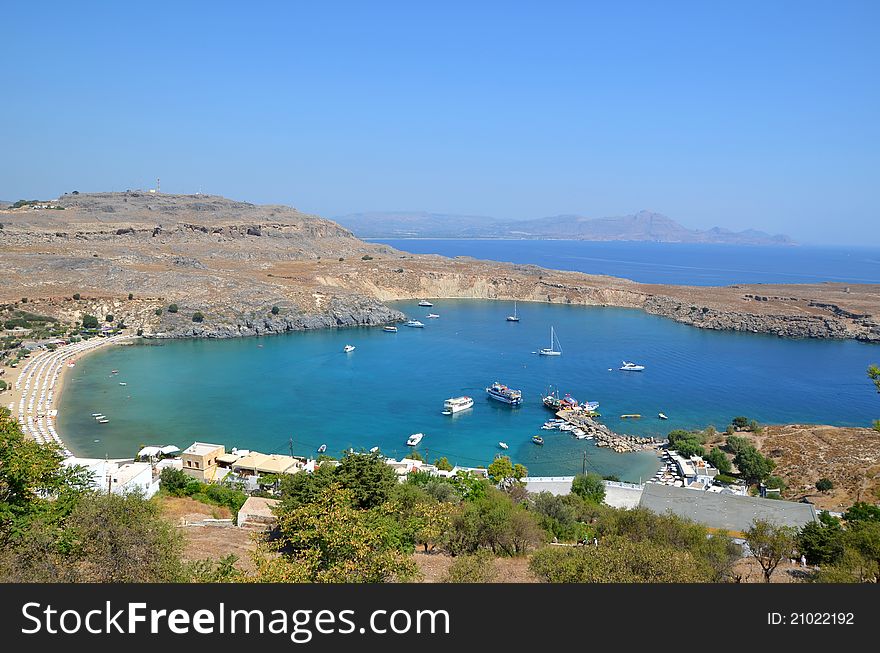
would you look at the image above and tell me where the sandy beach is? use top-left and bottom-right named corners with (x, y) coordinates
top-left (6, 333), bottom-right (134, 454)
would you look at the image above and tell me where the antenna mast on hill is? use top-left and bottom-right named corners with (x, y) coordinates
top-left (156, 177), bottom-right (160, 193)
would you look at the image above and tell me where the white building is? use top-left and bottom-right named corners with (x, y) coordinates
top-left (64, 457), bottom-right (160, 499)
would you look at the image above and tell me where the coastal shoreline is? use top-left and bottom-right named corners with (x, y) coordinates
top-left (9, 334), bottom-right (134, 457)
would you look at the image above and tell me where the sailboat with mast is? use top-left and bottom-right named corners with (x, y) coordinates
top-left (506, 301), bottom-right (520, 322)
top-left (538, 326), bottom-right (562, 356)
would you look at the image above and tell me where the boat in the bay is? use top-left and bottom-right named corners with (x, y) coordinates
top-left (442, 396), bottom-right (474, 415)
top-left (418, 300), bottom-right (433, 307)
top-left (506, 301), bottom-right (519, 322)
top-left (620, 361), bottom-right (645, 371)
top-left (620, 413), bottom-right (641, 418)
top-left (426, 313), bottom-right (440, 318)
top-left (343, 344), bottom-right (355, 353)
top-left (317, 444), bottom-right (327, 453)
top-left (119, 382), bottom-right (127, 386)
top-left (499, 441), bottom-right (509, 449)
top-left (538, 325), bottom-right (562, 356)
top-left (405, 320), bottom-right (425, 328)
top-left (532, 435), bottom-right (544, 445)
top-left (542, 387), bottom-right (580, 411)
top-left (91, 412), bottom-right (103, 417)
top-left (97, 418), bottom-right (109, 424)
top-left (486, 381), bottom-right (523, 405)
top-left (369, 446), bottom-right (379, 453)
top-left (406, 432), bottom-right (424, 446)
top-left (658, 412), bottom-right (668, 420)
top-left (383, 325), bottom-right (398, 332)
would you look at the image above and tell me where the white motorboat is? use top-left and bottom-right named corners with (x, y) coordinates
top-left (538, 326), bottom-right (562, 356)
top-left (369, 446), bottom-right (379, 453)
top-left (620, 361), bottom-right (645, 371)
top-left (118, 382), bottom-right (127, 386)
top-left (506, 301), bottom-right (519, 322)
top-left (499, 442), bottom-right (509, 450)
top-left (426, 313), bottom-right (440, 318)
top-left (658, 412), bottom-right (668, 420)
top-left (317, 444), bottom-right (327, 453)
top-left (97, 418), bottom-right (109, 424)
top-left (418, 300), bottom-right (433, 307)
top-left (343, 344), bottom-right (355, 352)
top-left (406, 433), bottom-right (424, 446)
top-left (405, 320), bottom-right (425, 328)
top-left (383, 325), bottom-right (398, 332)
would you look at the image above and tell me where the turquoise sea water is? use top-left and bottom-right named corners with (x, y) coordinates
top-left (57, 300), bottom-right (879, 481)
top-left (371, 240), bottom-right (880, 286)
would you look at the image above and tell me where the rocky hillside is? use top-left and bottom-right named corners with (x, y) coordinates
top-left (0, 192), bottom-right (876, 341)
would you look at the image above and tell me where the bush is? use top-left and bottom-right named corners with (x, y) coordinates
top-left (159, 467), bottom-right (191, 497)
top-left (571, 473), bottom-right (605, 505)
top-left (361, 255), bottom-right (373, 261)
top-left (168, 304), bottom-right (178, 313)
top-left (271, 305), bottom-right (280, 315)
top-left (72, 293), bottom-right (80, 300)
top-left (192, 312), bottom-right (205, 323)
top-left (816, 478), bottom-right (834, 492)
top-left (105, 314), bottom-right (114, 322)
top-left (732, 416), bottom-right (750, 429)
top-left (713, 473), bottom-right (738, 484)
top-left (154, 308), bottom-right (162, 316)
top-left (128, 293), bottom-right (133, 300)
top-left (706, 447), bottom-right (732, 474)
top-left (81, 315), bottom-right (99, 329)
top-left (0, 380), bottom-right (7, 392)
top-left (442, 551), bottom-right (497, 583)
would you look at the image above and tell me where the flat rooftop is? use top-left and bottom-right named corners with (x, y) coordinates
top-left (182, 442), bottom-right (224, 456)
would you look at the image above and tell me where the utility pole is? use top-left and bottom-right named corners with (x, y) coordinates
top-left (289, 437), bottom-right (294, 458)
top-left (582, 451), bottom-right (587, 476)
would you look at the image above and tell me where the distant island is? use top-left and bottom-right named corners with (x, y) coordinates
top-left (334, 209), bottom-right (795, 246)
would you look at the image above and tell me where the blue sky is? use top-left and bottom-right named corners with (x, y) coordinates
top-left (1, 1), bottom-right (877, 244)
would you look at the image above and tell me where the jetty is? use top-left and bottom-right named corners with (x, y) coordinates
top-left (555, 410), bottom-right (660, 453)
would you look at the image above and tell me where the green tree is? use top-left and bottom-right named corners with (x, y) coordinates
top-left (733, 446), bottom-right (775, 485)
top-left (433, 457), bottom-right (453, 472)
top-left (571, 472), bottom-right (605, 505)
top-left (168, 304), bottom-right (178, 313)
top-left (869, 364), bottom-right (880, 393)
top-left (271, 305), bottom-right (280, 315)
top-left (798, 512), bottom-right (845, 565)
top-left (0, 413), bottom-right (92, 544)
top-left (154, 308), bottom-right (162, 316)
top-left (63, 492), bottom-right (186, 582)
top-left (277, 463), bottom-right (336, 511)
top-left (192, 311), bottom-right (205, 322)
top-left (486, 455), bottom-right (527, 484)
top-left (732, 416), bottom-right (750, 429)
top-left (333, 451), bottom-right (399, 509)
top-left (159, 467), bottom-right (191, 496)
top-left (72, 293), bottom-right (80, 300)
top-left (260, 484), bottom-right (418, 583)
top-left (843, 501), bottom-right (880, 524)
top-left (706, 447), bottom-right (732, 474)
top-left (81, 314), bottom-right (99, 329)
top-left (128, 293), bottom-right (134, 300)
top-left (105, 314), bottom-right (114, 322)
top-left (745, 519), bottom-right (796, 582)
top-left (815, 478), bottom-right (834, 492)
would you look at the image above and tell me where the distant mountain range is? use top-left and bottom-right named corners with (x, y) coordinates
top-left (333, 210), bottom-right (795, 245)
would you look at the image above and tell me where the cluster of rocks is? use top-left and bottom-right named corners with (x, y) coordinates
top-left (560, 414), bottom-right (660, 453)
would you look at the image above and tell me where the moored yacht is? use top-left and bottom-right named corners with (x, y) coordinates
top-left (442, 396), bottom-right (474, 415)
top-left (405, 320), bottom-right (425, 328)
top-left (406, 432), bottom-right (424, 446)
top-left (486, 381), bottom-right (522, 405)
top-left (383, 325), bottom-right (398, 332)
top-left (538, 326), bottom-right (562, 356)
top-left (418, 300), bottom-right (433, 307)
top-left (506, 301), bottom-right (519, 322)
top-left (620, 361), bottom-right (645, 371)
top-left (343, 344), bottom-right (355, 353)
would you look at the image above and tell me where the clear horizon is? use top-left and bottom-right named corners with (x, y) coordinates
top-left (1, 1), bottom-right (878, 246)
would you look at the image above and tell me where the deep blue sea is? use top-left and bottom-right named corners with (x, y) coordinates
top-left (58, 298), bottom-right (879, 482)
top-left (371, 239), bottom-right (880, 286)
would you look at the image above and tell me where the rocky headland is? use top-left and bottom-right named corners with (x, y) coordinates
top-left (1, 191), bottom-right (878, 342)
